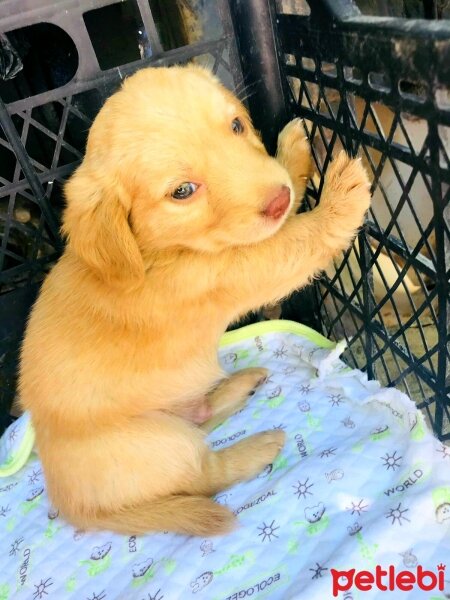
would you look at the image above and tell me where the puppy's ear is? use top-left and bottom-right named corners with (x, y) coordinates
top-left (62, 165), bottom-right (144, 288)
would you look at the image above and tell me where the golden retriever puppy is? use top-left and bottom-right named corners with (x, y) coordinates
top-left (19, 65), bottom-right (371, 536)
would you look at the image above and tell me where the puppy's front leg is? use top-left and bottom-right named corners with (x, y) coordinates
top-left (220, 152), bottom-right (371, 319)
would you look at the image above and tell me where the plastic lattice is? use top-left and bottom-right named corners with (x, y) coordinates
top-left (275, 0), bottom-right (450, 440)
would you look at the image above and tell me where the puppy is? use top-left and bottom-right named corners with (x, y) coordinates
top-left (19, 65), bottom-right (371, 536)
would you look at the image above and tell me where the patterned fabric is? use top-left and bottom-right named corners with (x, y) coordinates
top-left (0, 412), bottom-right (34, 478)
top-left (0, 321), bottom-right (449, 600)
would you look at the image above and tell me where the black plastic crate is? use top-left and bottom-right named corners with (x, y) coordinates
top-left (264, 0), bottom-right (449, 439)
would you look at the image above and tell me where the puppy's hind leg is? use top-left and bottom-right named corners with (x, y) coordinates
top-left (62, 415), bottom-right (285, 537)
top-left (200, 367), bottom-right (268, 433)
top-left (188, 429), bottom-right (286, 497)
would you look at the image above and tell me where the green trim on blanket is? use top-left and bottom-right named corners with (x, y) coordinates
top-left (0, 421), bottom-right (35, 477)
top-left (220, 319), bottom-right (335, 349)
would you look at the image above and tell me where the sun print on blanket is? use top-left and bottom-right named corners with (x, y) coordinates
top-left (257, 520), bottom-right (280, 542)
top-left (328, 394), bottom-right (345, 407)
top-left (385, 502), bottom-right (411, 525)
top-left (298, 383), bottom-right (313, 395)
top-left (9, 535), bottom-right (24, 556)
top-left (143, 590), bottom-right (164, 600)
top-left (319, 447), bottom-right (337, 458)
top-left (272, 345), bottom-right (288, 359)
top-left (346, 499), bottom-right (368, 516)
top-left (27, 468), bottom-right (42, 485)
top-left (292, 478), bottom-right (314, 499)
top-left (8, 425), bottom-right (19, 444)
top-left (33, 578), bottom-right (54, 600)
top-left (437, 444), bottom-right (450, 459)
top-left (87, 592), bottom-right (107, 600)
top-left (309, 562), bottom-right (328, 579)
top-left (272, 423), bottom-right (287, 430)
top-left (381, 450), bottom-right (403, 471)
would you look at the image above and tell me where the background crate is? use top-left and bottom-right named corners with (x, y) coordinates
top-left (0, 0), bottom-right (449, 441)
top-left (237, 0), bottom-right (450, 440)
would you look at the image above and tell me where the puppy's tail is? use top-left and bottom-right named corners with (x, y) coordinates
top-left (71, 495), bottom-right (236, 537)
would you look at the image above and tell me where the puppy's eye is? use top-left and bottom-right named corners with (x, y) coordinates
top-left (231, 117), bottom-right (244, 135)
top-left (171, 182), bottom-right (198, 200)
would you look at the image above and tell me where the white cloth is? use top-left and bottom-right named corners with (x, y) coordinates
top-left (0, 322), bottom-right (449, 599)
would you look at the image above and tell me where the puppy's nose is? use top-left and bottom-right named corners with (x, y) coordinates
top-left (262, 186), bottom-right (291, 219)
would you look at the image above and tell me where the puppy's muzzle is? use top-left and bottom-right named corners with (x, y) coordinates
top-left (262, 186), bottom-right (291, 219)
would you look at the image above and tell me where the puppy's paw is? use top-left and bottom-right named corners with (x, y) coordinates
top-left (277, 118), bottom-right (312, 180)
top-left (237, 367), bottom-right (269, 395)
top-left (247, 430), bottom-right (286, 470)
top-left (277, 118), bottom-right (310, 159)
top-left (221, 367), bottom-right (269, 400)
top-left (201, 368), bottom-right (270, 433)
top-left (322, 152), bottom-right (372, 216)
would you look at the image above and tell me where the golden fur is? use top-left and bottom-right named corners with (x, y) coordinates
top-left (19, 65), bottom-right (371, 536)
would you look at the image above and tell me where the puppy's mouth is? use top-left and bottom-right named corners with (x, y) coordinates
top-left (261, 185), bottom-right (291, 221)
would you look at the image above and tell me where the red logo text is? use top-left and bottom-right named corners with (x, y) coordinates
top-left (331, 564), bottom-right (446, 596)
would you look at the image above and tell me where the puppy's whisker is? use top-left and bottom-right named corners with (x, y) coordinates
top-left (235, 81), bottom-right (259, 98)
top-left (239, 89), bottom-right (259, 104)
top-left (234, 79), bottom-right (261, 101)
top-left (233, 79), bottom-right (248, 95)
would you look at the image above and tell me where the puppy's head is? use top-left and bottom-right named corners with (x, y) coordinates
top-left (63, 65), bottom-right (293, 286)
